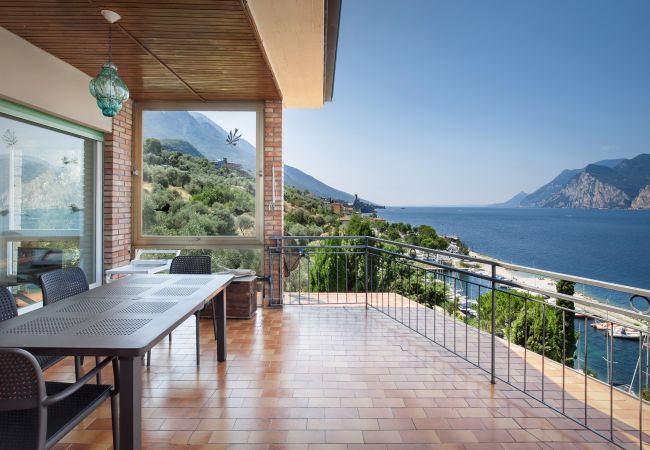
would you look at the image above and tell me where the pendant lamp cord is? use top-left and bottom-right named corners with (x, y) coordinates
top-left (108, 22), bottom-right (114, 96)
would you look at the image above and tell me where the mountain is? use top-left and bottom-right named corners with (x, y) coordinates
top-left (143, 111), bottom-right (370, 204)
top-left (489, 191), bottom-right (528, 208)
top-left (284, 165), bottom-right (356, 202)
top-left (160, 139), bottom-right (204, 158)
top-left (521, 154), bottom-right (650, 209)
top-left (143, 110), bottom-right (256, 169)
top-left (590, 158), bottom-right (626, 169)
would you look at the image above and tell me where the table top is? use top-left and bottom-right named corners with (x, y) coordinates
top-left (0, 274), bottom-right (233, 357)
top-left (229, 275), bottom-right (257, 283)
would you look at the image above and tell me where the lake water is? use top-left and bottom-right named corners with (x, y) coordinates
top-left (379, 207), bottom-right (650, 293)
top-left (378, 207), bottom-right (650, 387)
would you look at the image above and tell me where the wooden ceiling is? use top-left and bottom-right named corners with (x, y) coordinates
top-left (0, 0), bottom-right (281, 101)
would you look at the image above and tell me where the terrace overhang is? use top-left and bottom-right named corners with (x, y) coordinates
top-left (246, 0), bottom-right (341, 107)
top-left (0, 0), bottom-right (339, 111)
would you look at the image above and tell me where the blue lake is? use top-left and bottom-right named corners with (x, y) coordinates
top-left (379, 207), bottom-right (650, 388)
top-left (379, 207), bottom-right (650, 294)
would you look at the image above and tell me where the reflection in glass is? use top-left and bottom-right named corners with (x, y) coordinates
top-left (0, 115), bottom-right (97, 307)
top-left (136, 248), bottom-right (262, 274)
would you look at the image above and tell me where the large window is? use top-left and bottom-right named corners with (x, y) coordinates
top-left (134, 102), bottom-right (263, 248)
top-left (0, 104), bottom-right (102, 308)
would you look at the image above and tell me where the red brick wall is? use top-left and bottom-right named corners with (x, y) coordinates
top-left (101, 99), bottom-right (280, 294)
top-left (263, 100), bottom-right (283, 301)
top-left (103, 100), bottom-right (133, 274)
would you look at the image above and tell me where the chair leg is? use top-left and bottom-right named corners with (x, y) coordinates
top-left (74, 356), bottom-right (81, 380)
top-left (211, 298), bottom-right (218, 341)
top-left (110, 393), bottom-right (120, 450)
top-left (95, 356), bottom-right (101, 384)
top-left (146, 350), bottom-right (151, 367)
top-left (169, 332), bottom-right (172, 343)
top-left (195, 312), bottom-right (200, 366)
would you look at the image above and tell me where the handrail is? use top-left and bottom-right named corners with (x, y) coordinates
top-left (270, 234), bottom-right (650, 298)
top-left (269, 235), bottom-right (650, 326)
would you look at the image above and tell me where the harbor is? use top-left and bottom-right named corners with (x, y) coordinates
top-left (460, 251), bottom-right (650, 333)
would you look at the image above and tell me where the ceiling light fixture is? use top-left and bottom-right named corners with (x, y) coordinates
top-left (89, 10), bottom-right (130, 117)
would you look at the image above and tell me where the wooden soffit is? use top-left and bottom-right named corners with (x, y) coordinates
top-left (0, 0), bottom-right (281, 101)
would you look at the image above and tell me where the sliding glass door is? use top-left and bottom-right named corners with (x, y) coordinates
top-left (0, 110), bottom-right (101, 308)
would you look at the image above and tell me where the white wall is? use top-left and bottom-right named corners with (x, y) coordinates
top-left (0, 26), bottom-right (112, 133)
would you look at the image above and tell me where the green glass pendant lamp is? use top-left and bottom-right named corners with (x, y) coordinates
top-left (89, 10), bottom-right (129, 117)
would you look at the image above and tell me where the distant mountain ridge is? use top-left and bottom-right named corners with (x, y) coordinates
top-left (488, 191), bottom-right (528, 208)
top-left (144, 111), bottom-right (369, 204)
top-left (284, 165), bottom-right (356, 202)
top-left (516, 154), bottom-right (650, 209)
top-left (143, 110), bottom-right (257, 169)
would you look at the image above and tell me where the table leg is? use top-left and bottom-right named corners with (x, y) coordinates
top-left (118, 356), bottom-right (142, 450)
top-left (215, 290), bottom-right (227, 362)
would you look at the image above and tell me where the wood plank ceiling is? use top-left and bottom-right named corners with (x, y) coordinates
top-left (0, 0), bottom-right (281, 101)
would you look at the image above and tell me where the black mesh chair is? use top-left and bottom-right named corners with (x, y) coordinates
top-left (147, 256), bottom-right (213, 367)
top-left (0, 287), bottom-right (63, 372)
top-left (0, 348), bottom-right (119, 450)
top-left (38, 268), bottom-right (100, 382)
top-left (39, 267), bottom-right (89, 305)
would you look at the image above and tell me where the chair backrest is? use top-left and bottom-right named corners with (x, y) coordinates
top-left (39, 267), bottom-right (89, 305)
top-left (0, 348), bottom-right (46, 450)
top-left (169, 256), bottom-right (211, 275)
top-left (0, 287), bottom-right (18, 322)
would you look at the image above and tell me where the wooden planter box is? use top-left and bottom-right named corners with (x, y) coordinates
top-left (201, 275), bottom-right (257, 319)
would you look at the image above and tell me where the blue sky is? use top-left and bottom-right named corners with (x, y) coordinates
top-left (283, 0), bottom-right (650, 206)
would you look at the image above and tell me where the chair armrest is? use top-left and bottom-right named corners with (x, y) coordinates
top-left (43, 356), bottom-right (116, 406)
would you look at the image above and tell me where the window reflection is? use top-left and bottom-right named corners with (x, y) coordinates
top-left (0, 115), bottom-right (98, 307)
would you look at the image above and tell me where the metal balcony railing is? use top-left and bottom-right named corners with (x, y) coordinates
top-left (266, 235), bottom-right (650, 449)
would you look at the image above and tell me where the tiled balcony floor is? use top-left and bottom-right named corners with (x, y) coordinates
top-left (46, 302), bottom-right (629, 449)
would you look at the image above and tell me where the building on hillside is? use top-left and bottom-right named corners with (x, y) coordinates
top-left (213, 158), bottom-right (242, 170)
top-left (350, 194), bottom-right (377, 214)
top-left (331, 202), bottom-right (343, 214)
top-left (331, 202), bottom-right (353, 215)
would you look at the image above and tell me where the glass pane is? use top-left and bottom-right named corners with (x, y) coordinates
top-left (0, 114), bottom-right (97, 307)
top-left (142, 110), bottom-right (257, 237)
top-left (136, 248), bottom-right (262, 274)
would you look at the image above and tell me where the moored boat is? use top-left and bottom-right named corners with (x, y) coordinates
top-left (608, 326), bottom-right (641, 340)
top-left (591, 321), bottom-right (612, 330)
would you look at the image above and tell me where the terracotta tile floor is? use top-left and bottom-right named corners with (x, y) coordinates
top-left (46, 300), bottom-right (643, 449)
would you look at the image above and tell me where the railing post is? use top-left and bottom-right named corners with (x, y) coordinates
top-left (365, 237), bottom-right (369, 310)
top-left (278, 237), bottom-right (284, 307)
top-left (490, 263), bottom-right (496, 385)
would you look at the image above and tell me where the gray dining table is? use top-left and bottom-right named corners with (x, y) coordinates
top-left (0, 273), bottom-right (233, 450)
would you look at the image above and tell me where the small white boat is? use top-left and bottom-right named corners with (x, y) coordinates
top-left (575, 310), bottom-right (588, 319)
top-left (591, 321), bottom-right (612, 330)
top-left (608, 326), bottom-right (641, 340)
top-left (457, 300), bottom-right (477, 310)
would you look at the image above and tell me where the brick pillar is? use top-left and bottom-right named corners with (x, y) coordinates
top-left (263, 99), bottom-right (283, 303)
top-left (103, 100), bottom-right (133, 278)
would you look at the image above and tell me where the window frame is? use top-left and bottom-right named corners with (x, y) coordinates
top-left (133, 101), bottom-right (265, 249)
top-left (0, 102), bottom-right (104, 298)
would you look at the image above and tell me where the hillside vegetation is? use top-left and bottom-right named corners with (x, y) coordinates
top-left (142, 138), bottom-right (255, 237)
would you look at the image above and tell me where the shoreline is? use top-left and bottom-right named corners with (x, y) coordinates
top-left (459, 250), bottom-right (646, 329)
